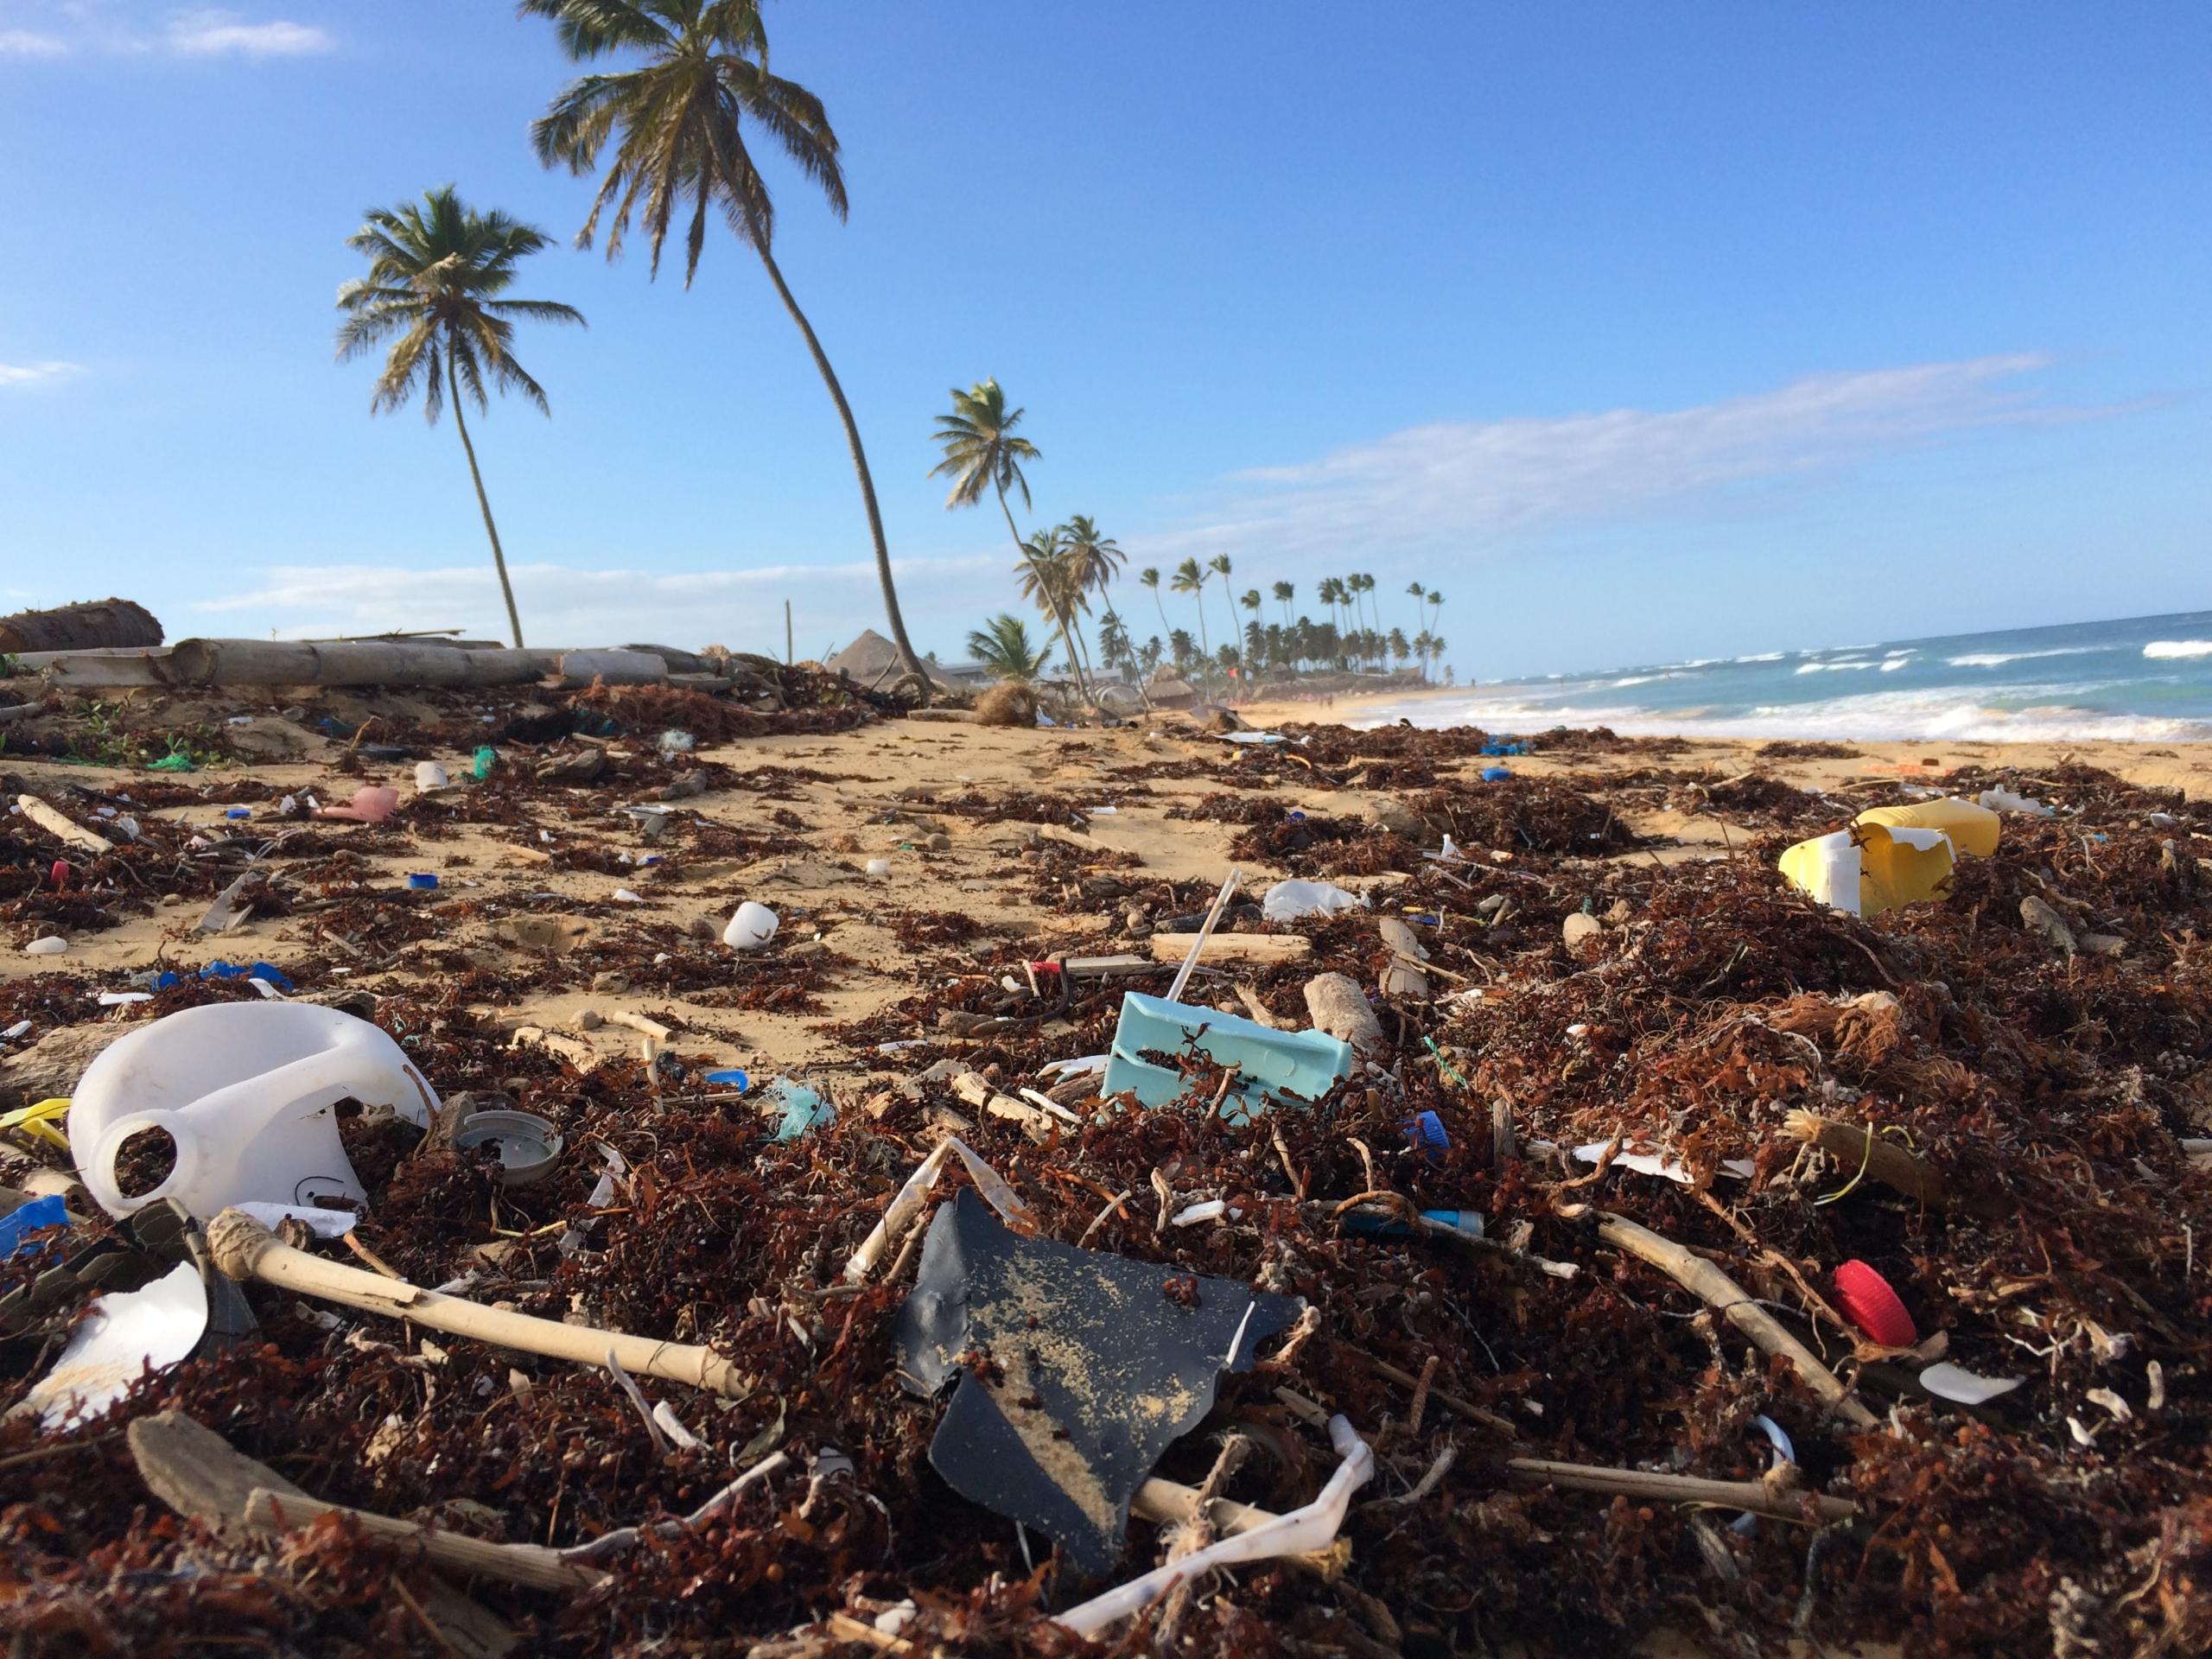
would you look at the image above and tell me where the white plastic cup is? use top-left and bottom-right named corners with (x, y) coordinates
top-left (723, 902), bottom-right (779, 952)
top-left (865, 859), bottom-right (892, 878)
top-left (415, 761), bottom-right (449, 790)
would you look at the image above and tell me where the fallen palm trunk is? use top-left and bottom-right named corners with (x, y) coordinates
top-left (15, 639), bottom-right (673, 690)
top-left (0, 597), bottom-right (162, 654)
top-left (1503, 1458), bottom-right (1859, 1522)
top-left (1597, 1211), bottom-right (1878, 1430)
top-left (205, 1209), bottom-right (744, 1395)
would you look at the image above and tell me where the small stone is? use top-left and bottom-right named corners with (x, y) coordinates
top-left (591, 970), bottom-right (631, 994)
top-left (687, 916), bottom-right (716, 939)
top-left (576, 1008), bottom-right (603, 1030)
top-left (2080, 932), bottom-right (2126, 957)
top-left (926, 832), bottom-right (951, 852)
top-left (1563, 912), bottom-right (1604, 950)
top-left (159, 893), bottom-right (183, 907)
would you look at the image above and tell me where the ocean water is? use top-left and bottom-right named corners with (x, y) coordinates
top-left (1357, 611), bottom-right (2212, 742)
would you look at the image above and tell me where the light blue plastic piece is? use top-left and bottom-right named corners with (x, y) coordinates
top-left (1103, 992), bottom-right (1352, 1123)
top-left (0, 1194), bottom-right (68, 1262)
top-left (766, 1077), bottom-right (833, 1141)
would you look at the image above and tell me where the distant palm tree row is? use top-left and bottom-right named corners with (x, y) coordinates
top-left (930, 382), bottom-right (1449, 694)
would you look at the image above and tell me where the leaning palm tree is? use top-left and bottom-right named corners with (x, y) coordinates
top-left (521, 0), bottom-right (928, 690)
top-left (1013, 526), bottom-right (1089, 691)
top-left (965, 613), bottom-right (1051, 681)
top-left (1272, 580), bottom-right (1294, 626)
top-left (1206, 553), bottom-right (1240, 664)
top-left (337, 186), bottom-right (583, 649)
top-left (1170, 557), bottom-right (1211, 666)
top-left (1060, 516), bottom-right (1125, 616)
top-left (1139, 567), bottom-right (1173, 648)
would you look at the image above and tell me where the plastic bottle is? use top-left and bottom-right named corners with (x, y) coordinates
top-left (67, 1002), bottom-right (439, 1222)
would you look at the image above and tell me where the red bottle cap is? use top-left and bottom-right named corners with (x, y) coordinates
top-left (50, 860), bottom-right (70, 887)
top-left (1834, 1258), bottom-right (1916, 1347)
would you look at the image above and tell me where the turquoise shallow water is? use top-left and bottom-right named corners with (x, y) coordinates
top-left (1358, 611), bottom-right (2212, 742)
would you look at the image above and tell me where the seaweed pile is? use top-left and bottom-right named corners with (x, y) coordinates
top-left (3, 713), bottom-right (2209, 1657)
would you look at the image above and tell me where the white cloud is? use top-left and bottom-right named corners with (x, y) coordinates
top-left (0, 6), bottom-right (333, 58)
top-left (193, 554), bottom-right (999, 654)
top-left (0, 360), bottom-right (84, 387)
top-left (1137, 354), bottom-right (2108, 571)
top-left (0, 27), bottom-right (68, 55)
top-left (165, 9), bottom-right (332, 57)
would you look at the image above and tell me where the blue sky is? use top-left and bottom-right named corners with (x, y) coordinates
top-left (3, 2), bottom-right (2207, 678)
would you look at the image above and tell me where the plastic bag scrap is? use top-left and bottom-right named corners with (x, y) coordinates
top-left (1052, 1412), bottom-right (1375, 1637)
top-left (1260, 879), bottom-right (1365, 923)
top-left (894, 1190), bottom-right (1300, 1576)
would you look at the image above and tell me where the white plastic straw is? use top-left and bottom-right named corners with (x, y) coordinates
top-left (1166, 867), bottom-right (1241, 1005)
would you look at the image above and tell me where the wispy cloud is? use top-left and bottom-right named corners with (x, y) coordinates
top-left (0, 360), bottom-right (84, 388)
top-left (0, 5), bottom-right (334, 59)
top-left (1137, 354), bottom-right (2113, 570)
top-left (194, 555), bottom-right (999, 652)
top-left (0, 27), bottom-right (68, 55)
top-left (165, 8), bottom-right (332, 57)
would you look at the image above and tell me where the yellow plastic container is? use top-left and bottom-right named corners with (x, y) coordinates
top-left (1777, 824), bottom-right (1958, 917)
top-left (1853, 798), bottom-right (2000, 857)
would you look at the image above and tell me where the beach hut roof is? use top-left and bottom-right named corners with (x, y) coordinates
top-left (823, 630), bottom-right (963, 690)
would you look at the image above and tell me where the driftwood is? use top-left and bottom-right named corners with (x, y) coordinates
top-left (0, 598), bottom-right (161, 654)
top-left (1304, 971), bottom-right (1387, 1057)
top-left (1783, 1109), bottom-right (1946, 1207)
top-left (243, 1489), bottom-right (608, 1592)
top-left (14, 794), bottom-right (112, 856)
top-left (1596, 1211), bottom-right (1878, 1430)
top-left (129, 1411), bottom-right (517, 1656)
top-left (1503, 1459), bottom-right (1859, 1523)
top-left (205, 1209), bottom-right (746, 1395)
top-left (1146, 932), bottom-right (1312, 965)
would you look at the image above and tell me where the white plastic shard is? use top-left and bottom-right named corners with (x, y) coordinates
top-left (1919, 1362), bottom-right (2025, 1405)
top-left (15, 1262), bottom-right (208, 1430)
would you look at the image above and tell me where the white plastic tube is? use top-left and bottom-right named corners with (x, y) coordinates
top-left (1052, 1415), bottom-right (1375, 1637)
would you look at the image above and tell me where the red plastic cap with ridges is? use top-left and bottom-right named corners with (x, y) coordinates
top-left (1834, 1258), bottom-right (1916, 1346)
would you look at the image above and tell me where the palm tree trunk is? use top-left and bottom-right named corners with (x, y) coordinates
top-left (753, 244), bottom-right (930, 699)
top-left (1150, 590), bottom-right (1173, 652)
top-left (447, 353), bottom-right (524, 650)
top-left (998, 490), bottom-right (1089, 696)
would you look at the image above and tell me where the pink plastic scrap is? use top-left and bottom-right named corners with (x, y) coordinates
top-left (314, 785), bottom-right (400, 824)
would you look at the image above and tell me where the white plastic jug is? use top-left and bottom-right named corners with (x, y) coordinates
top-left (67, 1002), bottom-right (438, 1222)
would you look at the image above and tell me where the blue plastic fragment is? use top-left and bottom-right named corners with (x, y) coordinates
top-left (1479, 766), bottom-right (1514, 782)
top-left (1479, 738), bottom-right (1528, 757)
top-left (703, 1068), bottom-right (750, 1090)
top-left (0, 1194), bottom-right (69, 1263)
top-left (225, 808), bottom-right (251, 819)
top-left (407, 873), bottom-right (439, 890)
top-left (1342, 1205), bottom-right (1484, 1242)
top-left (1103, 992), bottom-right (1352, 1123)
top-left (152, 960), bottom-right (295, 994)
top-left (1405, 1109), bottom-right (1449, 1155)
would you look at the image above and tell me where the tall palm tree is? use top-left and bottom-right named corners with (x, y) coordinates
top-left (521, 0), bottom-right (927, 690)
top-left (1206, 554), bottom-right (1239, 664)
top-left (965, 614), bottom-right (1052, 681)
top-left (336, 186), bottom-right (583, 649)
top-left (1138, 567), bottom-right (1173, 654)
top-left (1170, 557), bottom-right (1211, 665)
top-left (1272, 580), bottom-right (1294, 626)
top-left (1012, 526), bottom-right (1089, 690)
top-left (1405, 580), bottom-right (1427, 673)
top-left (1316, 575), bottom-right (1344, 636)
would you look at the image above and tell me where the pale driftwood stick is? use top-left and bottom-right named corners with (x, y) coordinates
top-left (129, 1412), bottom-right (516, 1658)
top-left (16, 793), bottom-right (113, 855)
top-left (1504, 1458), bottom-right (1859, 1523)
top-left (1234, 983), bottom-right (1290, 1029)
top-left (1147, 931), bottom-right (1311, 964)
top-left (605, 1010), bottom-right (673, 1044)
top-left (1134, 1475), bottom-right (1349, 1578)
top-left (1596, 1211), bottom-right (1879, 1431)
top-left (1783, 1109), bottom-right (1948, 1207)
top-left (244, 1489), bottom-right (607, 1592)
top-left (1364, 1355), bottom-right (1517, 1435)
top-left (207, 1209), bottom-right (745, 1395)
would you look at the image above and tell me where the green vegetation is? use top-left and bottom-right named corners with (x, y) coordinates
top-left (336, 186), bottom-right (582, 649)
top-left (963, 614), bottom-right (1052, 681)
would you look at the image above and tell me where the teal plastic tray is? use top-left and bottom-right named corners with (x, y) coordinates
top-left (1103, 992), bottom-right (1352, 1122)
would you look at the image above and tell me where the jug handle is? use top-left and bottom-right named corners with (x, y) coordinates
top-left (90, 1111), bottom-right (200, 1216)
